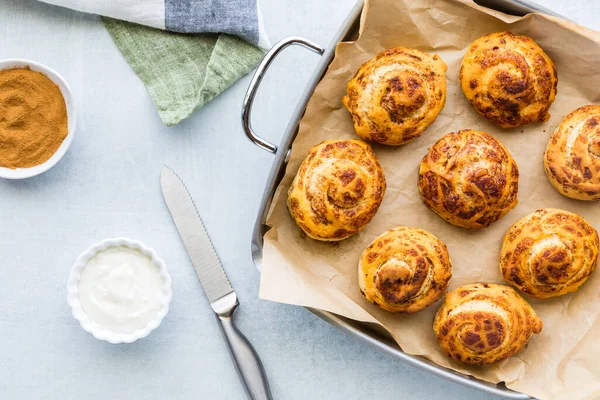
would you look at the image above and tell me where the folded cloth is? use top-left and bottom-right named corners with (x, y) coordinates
top-left (104, 19), bottom-right (264, 125)
top-left (39, 0), bottom-right (270, 49)
top-left (38, 0), bottom-right (269, 125)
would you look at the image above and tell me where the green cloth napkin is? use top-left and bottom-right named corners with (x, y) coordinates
top-left (103, 18), bottom-right (264, 126)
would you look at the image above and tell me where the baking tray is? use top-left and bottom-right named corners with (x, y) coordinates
top-left (242, 1), bottom-right (562, 398)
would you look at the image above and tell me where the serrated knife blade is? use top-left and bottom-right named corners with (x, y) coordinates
top-left (160, 166), bottom-right (272, 400)
top-left (160, 166), bottom-right (233, 305)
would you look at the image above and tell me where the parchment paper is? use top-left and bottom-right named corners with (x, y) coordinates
top-left (259, 1), bottom-right (600, 398)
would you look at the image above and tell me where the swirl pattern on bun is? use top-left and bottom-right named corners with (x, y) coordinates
top-left (418, 129), bottom-right (519, 229)
top-left (544, 105), bottom-right (600, 200)
top-left (359, 226), bottom-right (452, 313)
top-left (342, 46), bottom-right (447, 145)
top-left (500, 208), bottom-right (599, 298)
top-left (460, 31), bottom-right (557, 128)
top-left (433, 283), bottom-right (542, 365)
top-left (287, 140), bottom-right (386, 241)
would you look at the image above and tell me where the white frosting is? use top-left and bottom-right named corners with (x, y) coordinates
top-left (78, 246), bottom-right (166, 334)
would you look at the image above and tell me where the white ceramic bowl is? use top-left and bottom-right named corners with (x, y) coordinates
top-left (0, 59), bottom-right (76, 179)
top-left (67, 238), bottom-right (172, 344)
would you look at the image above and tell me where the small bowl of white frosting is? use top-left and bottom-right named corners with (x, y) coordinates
top-left (67, 238), bottom-right (172, 344)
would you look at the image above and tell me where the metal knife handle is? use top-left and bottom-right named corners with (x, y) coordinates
top-left (214, 296), bottom-right (273, 400)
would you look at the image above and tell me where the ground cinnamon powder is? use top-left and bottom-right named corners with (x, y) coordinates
top-left (0, 67), bottom-right (68, 169)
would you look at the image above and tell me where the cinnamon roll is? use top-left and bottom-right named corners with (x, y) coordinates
top-left (358, 226), bottom-right (452, 313)
top-left (460, 32), bottom-right (557, 128)
top-left (418, 130), bottom-right (519, 229)
top-left (433, 283), bottom-right (542, 365)
top-left (544, 105), bottom-right (600, 200)
top-left (287, 140), bottom-right (386, 241)
top-left (500, 208), bottom-right (599, 299)
top-left (342, 46), bottom-right (447, 145)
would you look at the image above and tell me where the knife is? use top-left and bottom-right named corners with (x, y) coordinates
top-left (160, 166), bottom-right (273, 400)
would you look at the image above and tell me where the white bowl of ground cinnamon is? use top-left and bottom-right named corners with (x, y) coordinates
top-left (0, 59), bottom-right (75, 179)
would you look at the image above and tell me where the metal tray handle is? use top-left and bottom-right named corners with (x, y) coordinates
top-left (242, 36), bottom-right (325, 154)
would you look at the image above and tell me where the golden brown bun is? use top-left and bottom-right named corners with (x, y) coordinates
top-left (418, 130), bottom-right (519, 229)
top-left (433, 283), bottom-right (542, 365)
top-left (287, 140), bottom-right (386, 241)
top-left (460, 32), bottom-right (557, 128)
top-left (342, 46), bottom-right (447, 145)
top-left (500, 208), bottom-right (599, 299)
top-left (359, 226), bottom-right (452, 313)
top-left (544, 105), bottom-right (600, 200)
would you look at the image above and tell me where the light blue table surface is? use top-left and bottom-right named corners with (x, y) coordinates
top-left (1, 0), bottom-right (597, 399)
